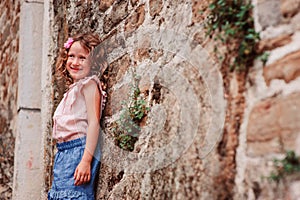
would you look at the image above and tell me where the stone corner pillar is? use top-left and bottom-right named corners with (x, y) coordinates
top-left (12, 1), bottom-right (44, 200)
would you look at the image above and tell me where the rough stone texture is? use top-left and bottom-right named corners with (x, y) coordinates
top-left (103, 0), bottom-right (129, 33)
top-left (124, 4), bottom-right (145, 36)
top-left (235, 0), bottom-right (300, 199)
top-left (130, 0), bottom-right (139, 6)
top-left (149, 0), bottom-right (163, 18)
top-left (256, 0), bottom-right (300, 34)
top-left (215, 69), bottom-right (247, 199)
top-left (192, 0), bottom-right (210, 24)
top-left (289, 181), bottom-right (300, 199)
top-left (0, 0), bottom-right (20, 132)
top-left (105, 53), bottom-right (132, 117)
top-left (258, 33), bottom-right (292, 52)
top-left (99, 0), bottom-right (115, 12)
top-left (50, 1), bottom-right (226, 199)
top-left (247, 92), bottom-right (300, 156)
top-left (0, 0), bottom-right (20, 199)
top-left (263, 50), bottom-right (300, 86)
top-left (256, 0), bottom-right (281, 30)
top-left (4, 0), bottom-right (300, 199)
top-left (0, 115), bottom-right (15, 200)
top-left (280, 0), bottom-right (300, 18)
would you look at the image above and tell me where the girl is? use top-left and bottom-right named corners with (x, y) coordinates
top-left (48, 33), bottom-right (107, 200)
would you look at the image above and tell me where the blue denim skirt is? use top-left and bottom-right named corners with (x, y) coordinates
top-left (48, 137), bottom-right (100, 200)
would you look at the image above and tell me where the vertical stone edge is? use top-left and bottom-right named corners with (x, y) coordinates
top-left (233, 1), bottom-right (258, 198)
top-left (12, 1), bottom-right (44, 200)
top-left (40, 0), bottom-right (54, 199)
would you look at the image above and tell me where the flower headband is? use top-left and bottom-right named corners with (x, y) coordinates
top-left (64, 37), bottom-right (74, 49)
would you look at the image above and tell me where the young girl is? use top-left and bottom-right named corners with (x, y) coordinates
top-left (48, 33), bottom-right (107, 200)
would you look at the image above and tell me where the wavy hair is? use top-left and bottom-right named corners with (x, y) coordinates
top-left (55, 33), bottom-right (108, 89)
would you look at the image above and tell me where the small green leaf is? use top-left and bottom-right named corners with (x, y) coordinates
top-left (209, 3), bottom-right (216, 10)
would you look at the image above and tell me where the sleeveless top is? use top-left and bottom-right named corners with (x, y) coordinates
top-left (52, 75), bottom-right (107, 142)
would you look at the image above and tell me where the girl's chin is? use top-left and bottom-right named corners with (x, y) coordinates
top-left (70, 74), bottom-right (88, 82)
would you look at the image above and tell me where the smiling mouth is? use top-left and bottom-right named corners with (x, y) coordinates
top-left (70, 66), bottom-right (81, 71)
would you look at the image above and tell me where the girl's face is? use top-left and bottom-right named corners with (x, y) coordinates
top-left (66, 41), bottom-right (91, 82)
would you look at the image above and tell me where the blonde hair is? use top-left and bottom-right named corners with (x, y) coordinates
top-left (55, 33), bottom-right (107, 89)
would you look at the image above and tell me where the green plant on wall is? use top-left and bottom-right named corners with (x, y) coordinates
top-left (113, 70), bottom-right (150, 151)
top-left (258, 51), bottom-right (270, 66)
top-left (269, 151), bottom-right (300, 182)
top-left (205, 0), bottom-right (261, 70)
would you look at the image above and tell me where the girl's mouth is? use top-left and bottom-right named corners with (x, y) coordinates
top-left (70, 66), bottom-right (81, 71)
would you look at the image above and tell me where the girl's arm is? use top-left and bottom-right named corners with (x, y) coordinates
top-left (74, 80), bottom-right (101, 186)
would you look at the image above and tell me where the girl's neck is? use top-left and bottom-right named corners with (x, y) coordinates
top-left (72, 74), bottom-right (93, 83)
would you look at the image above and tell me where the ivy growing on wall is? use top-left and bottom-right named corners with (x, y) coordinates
top-left (112, 71), bottom-right (149, 151)
top-left (269, 151), bottom-right (300, 182)
top-left (205, 0), bottom-right (262, 71)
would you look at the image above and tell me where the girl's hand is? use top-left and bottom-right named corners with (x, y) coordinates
top-left (74, 160), bottom-right (91, 186)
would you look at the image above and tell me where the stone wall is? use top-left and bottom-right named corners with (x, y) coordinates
top-left (0, 0), bottom-right (20, 199)
top-left (12, 1), bottom-right (44, 199)
top-left (235, 0), bottom-right (300, 199)
top-left (49, 0), bottom-right (226, 199)
top-left (47, 0), bottom-right (300, 199)
top-left (2, 0), bottom-right (299, 199)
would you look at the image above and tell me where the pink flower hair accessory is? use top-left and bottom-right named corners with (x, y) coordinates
top-left (64, 37), bottom-right (74, 49)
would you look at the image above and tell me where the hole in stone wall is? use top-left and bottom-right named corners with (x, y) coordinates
top-left (107, 170), bottom-right (124, 192)
top-left (252, 181), bottom-right (261, 199)
top-left (151, 77), bottom-right (162, 104)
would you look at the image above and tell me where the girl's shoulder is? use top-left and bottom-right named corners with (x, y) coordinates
top-left (80, 75), bottom-right (107, 111)
top-left (81, 75), bottom-right (100, 86)
top-left (78, 75), bottom-right (107, 98)
top-left (68, 75), bottom-right (99, 88)
top-left (66, 75), bottom-right (107, 110)
top-left (69, 75), bottom-right (101, 92)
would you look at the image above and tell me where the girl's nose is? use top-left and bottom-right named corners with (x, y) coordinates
top-left (73, 57), bottom-right (80, 65)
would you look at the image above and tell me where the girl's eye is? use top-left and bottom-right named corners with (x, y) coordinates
top-left (68, 54), bottom-right (74, 58)
top-left (80, 56), bottom-right (86, 60)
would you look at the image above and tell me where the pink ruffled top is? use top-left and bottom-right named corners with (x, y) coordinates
top-left (52, 75), bottom-right (107, 142)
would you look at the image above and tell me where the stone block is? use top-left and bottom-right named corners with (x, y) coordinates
top-left (2, 25), bottom-right (10, 43)
top-left (0, 9), bottom-right (7, 30)
top-left (263, 50), bottom-right (300, 85)
top-left (18, 2), bottom-right (43, 109)
top-left (247, 137), bottom-right (282, 156)
top-left (99, 0), bottom-right (115, 12)
top-left (102, 30), bottom-right (125, 58)
top-left (13, 110), bottom-right (42, 200)
top-left (12, 1), bottom-right (43, 199)
top-left (12, 18), bottom-right (20, 38)
top-left (134, 38), bottom-right (150, 62)
top-left (260, 23), bottom-right (294, 40)
top-left (149, 0), bottom-right (163, 18)
top-left (124, 4), bottom-right (145, 35)
top-left (291, 12), bottom-right (300, 31)
top-left (289, 181), bottom-right (300, 199)
top-left (103, 53), bottom-right (131, 117)
top-left (280, 0), bottom-right (300, 18)
top-left (103, 0), bottom-right (129, 33)
top-left (256, 0), bottom-right (281, 30)
top-left (130, 0), bottom-right (138, 6)
top-left (247, 98), bottom-right (280, 142)
top-left (247, 92), bottom-right (300, 156)
top-left (107, 54), bottom-right (131, 89)
top-left (258, 34), bottom-right (292, 52)
top-left (108, 83), bottom-right (131, 116)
